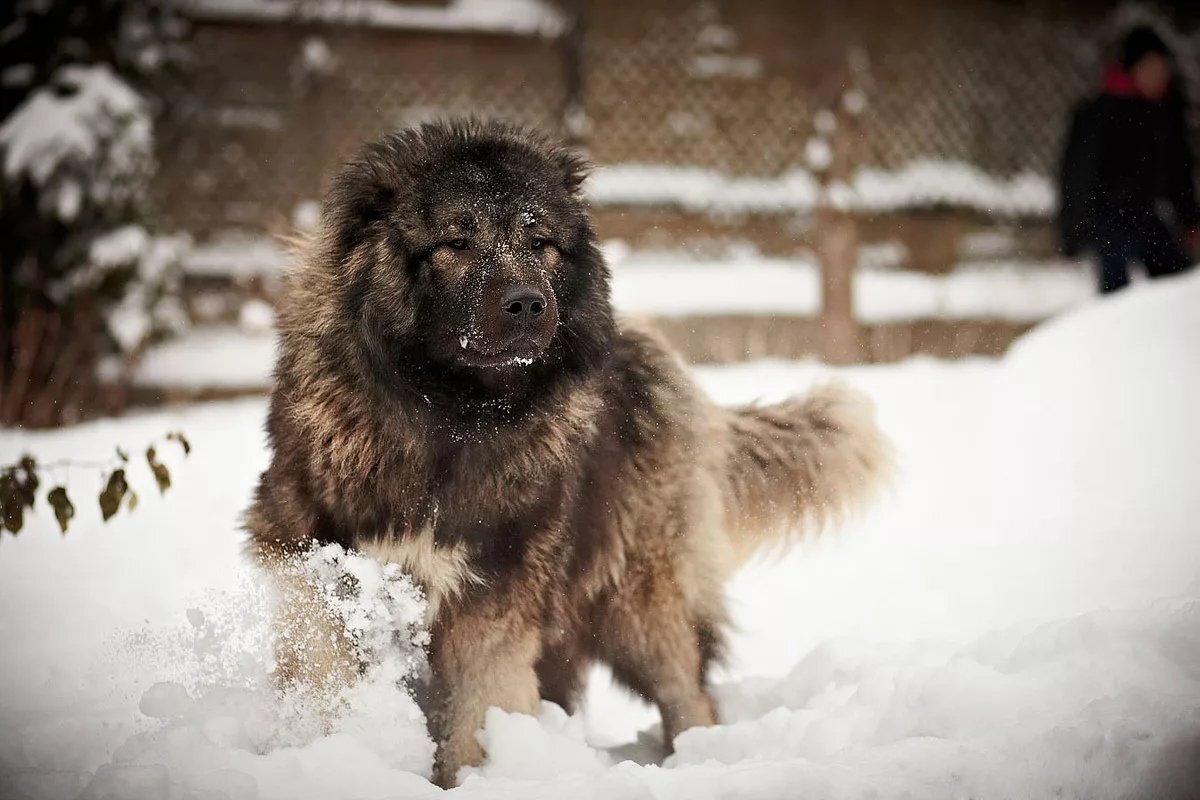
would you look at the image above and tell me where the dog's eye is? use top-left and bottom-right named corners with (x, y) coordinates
top-left (446, 239), bottom-right (469, 251)
top-left (530, 238), bottom-right (548, 251)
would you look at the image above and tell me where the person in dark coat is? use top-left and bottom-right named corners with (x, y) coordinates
top-left (1059, 26), bottom-right (1199, 293)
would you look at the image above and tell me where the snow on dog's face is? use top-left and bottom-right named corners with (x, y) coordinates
top-left (319, 121), bottom-right (614, 393)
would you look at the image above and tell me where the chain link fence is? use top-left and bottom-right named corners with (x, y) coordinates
top-left (157, 0), bottom-right (1199, 236)
top-left (156, 18), bottom-right (566, 235)
top-left (585, 0), bottom-right (1117, 177)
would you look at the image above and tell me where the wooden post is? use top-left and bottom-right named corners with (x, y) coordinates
top-left (561, 0), bottom-right (587, 145)
top-left (814, 50), bottom-right (867, 365)
top-left (816, 205), bottom-right (863, 364)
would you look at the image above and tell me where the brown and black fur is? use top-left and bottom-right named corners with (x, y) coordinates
top-left (245, 120), bottom-right (891, 787)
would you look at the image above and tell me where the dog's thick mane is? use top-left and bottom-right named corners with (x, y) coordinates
top-left (275, 120), bottom-right (614, 421)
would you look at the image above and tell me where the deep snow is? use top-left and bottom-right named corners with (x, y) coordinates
top-left (1, 273), bottom-right (1199, 799)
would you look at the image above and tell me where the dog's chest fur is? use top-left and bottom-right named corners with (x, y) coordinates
top-left (352, 392), bottom-right (599, 623)
top-left (359, 525), bottom-right (481, 622)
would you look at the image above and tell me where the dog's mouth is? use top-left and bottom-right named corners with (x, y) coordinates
top-left (457, 337), bottom-right (545, 369)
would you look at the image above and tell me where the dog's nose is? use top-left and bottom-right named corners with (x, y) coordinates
top-left (501, 287), bottom-right (547, 320)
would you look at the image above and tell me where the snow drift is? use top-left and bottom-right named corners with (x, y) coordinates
top-left (1, 272), bottom-right (1199, 799)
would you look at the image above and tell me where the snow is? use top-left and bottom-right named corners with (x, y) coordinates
top-left (54, 225), bottom-right (190, 353)
top-left (842, 88), bottom-right (867, 115)
top-left (89, 225), bottom-right (155, 269)
top-left (587, 166), bottom-right (821, 214)
top-left (805, 137), bottom-right (832, 172)
top-left (297, 37), bottom-right (337, 78)
top-left (138, 682), bottom-right (194, 720)
top-left (182, 233), bottom-right (289, 279)
top-left (851, 160), bottom-right (1055, 216)
top-left (0, 63), bottom-right (151, 222)
top-left (588, 160), bottom-right (1054, 216)
top-left (610, 253), bottom-right (1091, 323)
top-left (2, 271), bottom-right (1199, 798)
top-left (238, 299), bottom-right (276, 334)
top-left (184, 0), bottom-right (565, 38)
top-left (855, 260), bottom-right (1092, 322)
top-left (134, 327), bottom-right (277, 390)
top-left (291, 200), bottom-right (322, 233)
top-left (687, 53), bottom-right (762, 80)
top-left (463, 704), bottom-right (612, 783)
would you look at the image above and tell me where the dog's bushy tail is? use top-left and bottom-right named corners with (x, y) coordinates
top-left (719, 383), bottom-right (892, 565)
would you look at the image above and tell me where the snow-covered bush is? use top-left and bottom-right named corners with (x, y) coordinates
top-left (1, 63), bottom-right (152, 224)
top-left (0, 0), bottom-right (190, 427)
top-left (67, 224), bottom-right (190, 353)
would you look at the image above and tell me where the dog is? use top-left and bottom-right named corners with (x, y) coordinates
top-left (244, 119), bottom-right (891, 787)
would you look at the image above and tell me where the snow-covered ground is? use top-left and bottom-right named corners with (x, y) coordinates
top-left (2, 273), bottom-right (1199, 799)
top-left (608, 251), bottom-right (1092, 321)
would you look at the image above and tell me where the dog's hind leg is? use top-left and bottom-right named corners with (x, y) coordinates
top-left (536, 636), bottom-right (591, 714)
top-left (596, 575), bottom-right (722, 749)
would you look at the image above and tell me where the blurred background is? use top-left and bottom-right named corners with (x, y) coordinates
top-left (2, 0), bottom-right (1198, 427)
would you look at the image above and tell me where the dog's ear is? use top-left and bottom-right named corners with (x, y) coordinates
top-left (323, 142), bottom-right (403, 259)
top-left (554, 147), bottom-right (590, 197)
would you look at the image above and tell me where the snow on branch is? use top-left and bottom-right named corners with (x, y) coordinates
top-left (0, 63), bottom-right (152, 222)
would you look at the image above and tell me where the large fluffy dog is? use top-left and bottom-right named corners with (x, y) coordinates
top-left (246, 120), bottom-right (890, 787)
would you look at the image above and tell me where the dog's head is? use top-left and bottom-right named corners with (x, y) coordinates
top-left (314, 120), bottom-right (614, 393)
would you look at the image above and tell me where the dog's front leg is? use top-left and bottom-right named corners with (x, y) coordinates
top-left (428, 598), bottom-right (541, 788)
